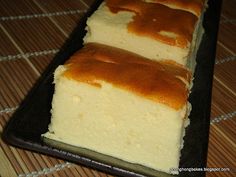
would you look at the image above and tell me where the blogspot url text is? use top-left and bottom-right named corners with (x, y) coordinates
top-left (170, 167), bottom-right (231, 173)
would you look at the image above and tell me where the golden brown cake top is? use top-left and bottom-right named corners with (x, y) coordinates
top-left (105, 0), bottom-right (198, 48)
top-left (150, 0), bottom-right (205, 17)
top-left (63, 43), bottom-right (191, 110)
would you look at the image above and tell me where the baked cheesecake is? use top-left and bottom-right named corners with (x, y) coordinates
top-left (43, 43), bottom-right (192, 175)
top-left (83, 0), bottom-right (205, 71)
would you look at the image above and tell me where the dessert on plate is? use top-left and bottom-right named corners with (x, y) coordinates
top-left (43, 0), bottom-right (207, 175)
top-left (43, 43), bottom-right (192, 175)
top-left (84, 0), bottom-right (206, 71)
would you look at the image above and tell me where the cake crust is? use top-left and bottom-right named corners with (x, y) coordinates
top-left (63, 43), bottom-right (191, 110)
top-left (105, 0), bottom-right (198, 48)
top-left (149, 0), bottom-right (205, 17)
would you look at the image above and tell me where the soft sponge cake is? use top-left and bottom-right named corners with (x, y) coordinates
top-left (43, 43), bottom-right (192, 175)
top-left (84, 0), bottom-right (204, 69)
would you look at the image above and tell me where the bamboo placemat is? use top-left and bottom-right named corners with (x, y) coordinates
top-left (0, 0), bottom-right (235, 177)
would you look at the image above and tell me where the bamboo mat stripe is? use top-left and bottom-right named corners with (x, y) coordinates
top-left (29, 55), bottom-right (55, 75)
top-left (211, 111), bottom-right (236, 124)
top-left (80, 0), bottom-right (89, 7)
top-left (213, 76), bottom-right (236, 96)
top-left (220, 19), bottom-right (236, 24)
top-left (0, 49), bottom-right (59, 61)
top-left (0, 107), bottom-right (18, 115)
top-left (217, 41), bottom-right (235, 55)
top-left (0, 10), bottom-right (87, 21)
top-left (34, 0), bottom-right (84, 40)
top-left (221, 14), bottom-right (231, 20)
top-left (0, 60), bottom-right (39, 109)
top-left (0, 0), bottom-right (235, 177)
top-left (218, 24), bottom-right (236, 54)
top-left (216, 43), bottom-right (234, 61)
top-left (18, 162), bottom-right (73, 177)
top-left (215, 55), bottom-right (236, 64)
top-left (0, 24), bottom-right (41, 76)
top-left (1, 20), bottom-right (66, 53)
top-left (214, 65), bottom-right (236, 98)
top-left (31, 0), bottom-right (70, 38)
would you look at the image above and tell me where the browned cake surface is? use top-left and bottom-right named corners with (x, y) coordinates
top-left (106, 0), bottom-right (198, 48)
top-left (64, 43), bottom-right (191, 110)
top-left (152, 0), bottom-right (205, 16)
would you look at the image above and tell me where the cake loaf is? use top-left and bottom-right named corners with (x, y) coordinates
top-left (43, 43), bottom-right (192, 175)
top-left (84, 0), bottom-right (206, 71)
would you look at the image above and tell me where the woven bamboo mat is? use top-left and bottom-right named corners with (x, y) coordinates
top-left (0, 0), bottom-right (235, 177)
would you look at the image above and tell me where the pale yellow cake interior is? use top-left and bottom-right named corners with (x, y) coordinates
top-left (44, 65), bottom-right (190, 174)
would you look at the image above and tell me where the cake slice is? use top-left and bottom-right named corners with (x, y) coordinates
top-left (42, 43), bottom-right (192, 175)
top-left (83, 0), bottom-right (205, 71)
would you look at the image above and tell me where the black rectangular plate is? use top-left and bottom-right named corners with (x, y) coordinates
top-left (2, 0), bottom-right (222, 176)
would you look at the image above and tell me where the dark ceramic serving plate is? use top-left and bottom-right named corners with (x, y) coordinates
top-left (2, 0), bottom-right (221, 176)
